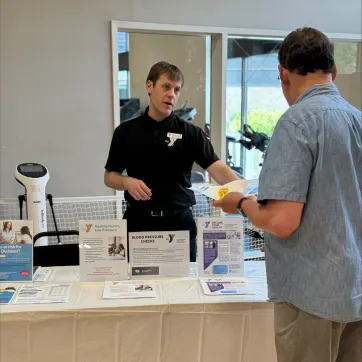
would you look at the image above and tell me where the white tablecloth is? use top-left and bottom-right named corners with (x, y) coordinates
top-left (0, 262), bottom-right (277, 362)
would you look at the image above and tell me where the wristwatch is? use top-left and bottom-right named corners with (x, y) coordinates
top-left (236, 197), bottom-right (249, 217)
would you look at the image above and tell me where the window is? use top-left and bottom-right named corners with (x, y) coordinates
top-left (226, 36), bottom-right (288, 179)
top-left (117, 32), bottom-right (130, 99)
top-left (334, 42), bottom-right (360, 74)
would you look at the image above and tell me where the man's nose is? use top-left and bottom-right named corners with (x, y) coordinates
top-left (166, 89), bottom-right (176, 98)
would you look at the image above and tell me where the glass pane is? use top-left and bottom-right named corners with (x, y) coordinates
top-left (226, 36), bottom-right (288, 179)
top-left (116, 31), bottom-right (211, 180)
top-left (117, 32), bottom-right (130, 100)
top-left (334, 42), bottom-right (359, 74)
top-left (334, 41), bottom-right (362, 111)
top-left (226, 37), bottom-right (362, 180)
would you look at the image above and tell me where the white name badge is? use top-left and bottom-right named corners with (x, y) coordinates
top-left (167, 132), bottom-right (183, 146)
top-left (167, 132), bottom-right (183, 140)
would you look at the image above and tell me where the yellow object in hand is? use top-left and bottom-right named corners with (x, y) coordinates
top-left (218, 187), bottom-right (229, 199)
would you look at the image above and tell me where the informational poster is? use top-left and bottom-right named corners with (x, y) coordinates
top-left (13, 284), bottom-right (72, 304)
top-left (0, 285), bottom-right (18, 304)
top-left (103, 281), bottom-right (156, 299)
top-left (199, 278), bottom-right (256, 296)
top-left (197, 217), bottom-right (244, 277)
top-left (129, 231), bottom-right (189, 277)
top-left (0, 220), bottom-right (33, 282)
top-left (79, 220), bottom-right (128, 282)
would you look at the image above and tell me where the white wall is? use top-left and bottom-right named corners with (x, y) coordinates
top-left (0, 0), bottom-right (361, 198)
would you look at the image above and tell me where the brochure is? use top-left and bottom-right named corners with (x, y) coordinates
top-left (0, 220), bottom-right (33, 282)
top-left (103, 280), bottom-right (156, 299)
top-left (198, 217), bottom-right (244, 277)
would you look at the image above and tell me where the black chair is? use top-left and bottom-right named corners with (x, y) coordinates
top-left (33, 230), bottom-right (80, 267)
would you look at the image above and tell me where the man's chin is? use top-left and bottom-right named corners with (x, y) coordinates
top-left (161, 109), bottom-right (172, 117)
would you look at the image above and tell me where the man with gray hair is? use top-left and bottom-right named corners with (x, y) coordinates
top-left (213, 27), bottom-right (362, 362)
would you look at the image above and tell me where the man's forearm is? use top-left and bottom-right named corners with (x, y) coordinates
top-left (241, 199), bottom-right (273, 231)
top-left (104, 171), bottom-right (130, 191)
top-left (241, 199), bottom-right (300, 238)
top-left (216, 167), bottom-right (239, 185)
top-left (207, 160), bottom-right (240, 185)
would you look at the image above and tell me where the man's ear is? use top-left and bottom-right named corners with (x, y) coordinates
top-left (146, 80), bottom-right (153, 96)
top-left (332, 64), bottom-right (337, 81)
top-left (278, 65), bottom-right (290, 85)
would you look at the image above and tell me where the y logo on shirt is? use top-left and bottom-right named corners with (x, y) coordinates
top-left (167, 132), bottom-right (183, 147)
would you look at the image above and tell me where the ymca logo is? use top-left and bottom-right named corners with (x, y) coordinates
top-left (167, 234), bottom-right (175, 243)
top-left (204, 221), bottom-right (210, 228)
top-left (85, 224), bottom-right (92, 232)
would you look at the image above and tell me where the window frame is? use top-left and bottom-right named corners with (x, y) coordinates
top-left (111, 21), bottom-right (362, 177)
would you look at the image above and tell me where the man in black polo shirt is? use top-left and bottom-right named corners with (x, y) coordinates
top-left (104, 61), bottom-right (238, 261)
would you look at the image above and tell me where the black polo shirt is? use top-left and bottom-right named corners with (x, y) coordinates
top-left (105, 108), bottom-right (219, 210)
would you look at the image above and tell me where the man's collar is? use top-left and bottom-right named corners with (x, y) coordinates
top-left (144, 106), bottom-right (174, 126)
top-left (295, 83), bottom-right (340, 104)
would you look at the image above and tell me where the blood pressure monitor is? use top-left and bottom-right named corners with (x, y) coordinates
top-left (15, 163), bottom-right (50, 246)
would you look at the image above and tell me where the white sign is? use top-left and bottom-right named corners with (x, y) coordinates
top-left (199, 278), bottom-right (256, 296)
top-left (198, 217), bottom-right (244, 277)
top-left (79, 220), bottom-right (128, 282)
top-left (129, 231), bottom-right (189, 278)
top-left (14, 284), bottom-right (72, 304)
top-left (103, 280), bottom-right (156, 299)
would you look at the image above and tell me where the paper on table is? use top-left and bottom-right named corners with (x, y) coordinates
top-left (33, 267), bottom-right (53, 282)
top-left (0, 285), bottom-right (18, 304)
top-left (14, 284), bottom-right (72, 304)
top-left (51, 266), bottom-right (80, 283)
top-left (103, 281), bottom-right (156, 299)
top-left (190, 179), bottom-right (249, 200)
top-left (199, 278), bottom-right (257, 295)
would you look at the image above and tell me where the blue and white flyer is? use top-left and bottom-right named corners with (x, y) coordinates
top-left (199, 278), bottom-right (256, 296)
top-left (0, 285), bottom-right (18, 304)
top-left (197, 217), bottom-right (244, 277)
top-left (0, 220), bottom-right (33, 282)
top-left (79, 220), bottom-right (128, 282)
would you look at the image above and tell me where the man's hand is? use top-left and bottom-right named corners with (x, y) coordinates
top-left (213, 192), bottom-right (244, 214)
top-left (124, 177), bottom-right (152, 201)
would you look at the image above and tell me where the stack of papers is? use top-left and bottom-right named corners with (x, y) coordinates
top-left (13, 284), bottom-right (72, 304)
